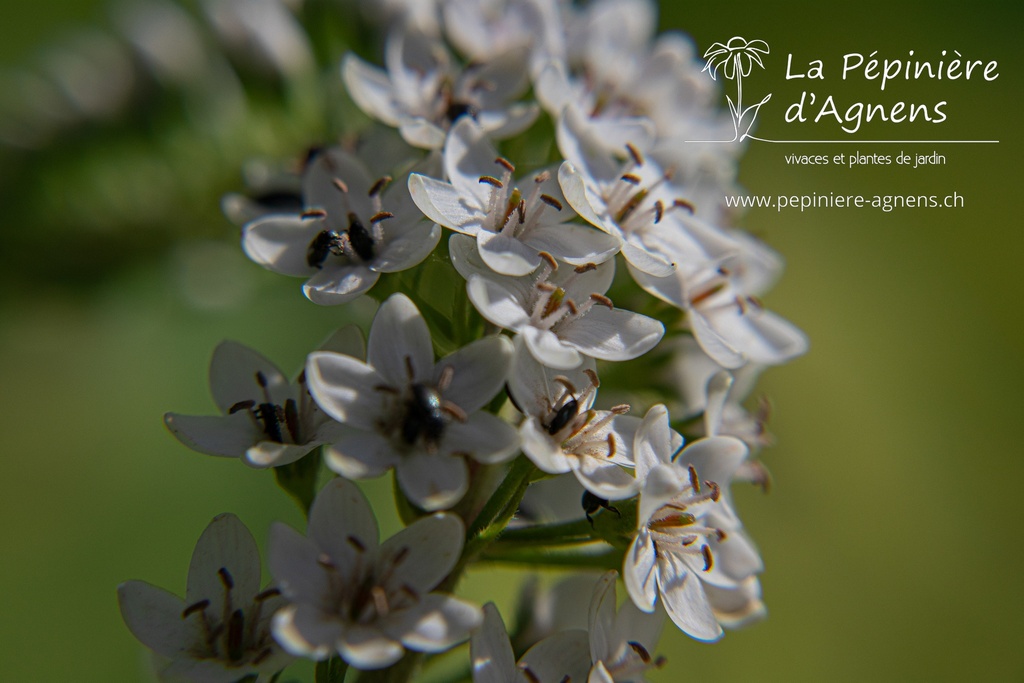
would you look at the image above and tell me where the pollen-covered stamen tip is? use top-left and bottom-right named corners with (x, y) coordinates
top-left (688, 465), bottom-right (701, 493)
top-left (478, 175), bottom-right (503, 188)
top-left (218, 567), bottom-right (235, 590)
top-left (370, 211), bottom-right (394, 224)
top-left (701, 543), bottom-right (714, 571)
top-left (332, 178), bottom-right (349, 194)
top-left (626, 142), bottom-right (644, 167)
top-left (495, 156), bottom-right (515, 173)
top-left (368, 175), bottom-right (392, 197)
top-left (301, 208), bottom-right (327, 219)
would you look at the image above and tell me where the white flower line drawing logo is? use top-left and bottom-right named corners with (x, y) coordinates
top-left (701, 37), bottom-right (772, 142)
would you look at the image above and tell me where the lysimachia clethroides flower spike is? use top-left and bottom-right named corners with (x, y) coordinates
top-left (409, 117), bottom-right (619, 276)
top-left (241, 146), bottom-right (440, 305)
top-left (164, 332), bottom-right (358, 468)
top-left (449, 234), bottom-right (664, 370)
top-left (305, 293), bottom-right (520, 510)
top-left (269, 478), bottom-right (482, 669)
top-left (624, 404), bottom-right (763, 641)
top-left (118, 513), bottom-right (292, 683)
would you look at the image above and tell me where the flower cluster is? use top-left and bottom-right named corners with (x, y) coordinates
top-left (120, 0), bottom-right (806, 681)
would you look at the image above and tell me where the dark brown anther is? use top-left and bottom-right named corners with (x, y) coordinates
top-left (583, 368), bottom-right (600, 388)
top-left (218, 567), bottom-right (234, 590)
top-left (391, 546), bottom-right (410, 565)
top-left (540, 194), bottom-right (563, 210)
top-left (347, 535), bottom-right (367, 552)
top-left (653, 200), bottom-right (664, 224)
top-left (628, 641), bottom-right (652, 663)
top-left (716, 528), bottom-right (727, 541)
top-left (182, 599), bottom-right (210, 618)
top-left (673, 198), bottom-right (695, 214)
top-left (590, 293), bottom-right (614, 309)
top-left (736, 296), bottom-right (748, 315)
top-left (688, 465), bottom-right (701, 493)
top-left (517, 199), bottom-right (526, 224)
top-left (333, 178), bottom-right (349, 194)
top-left (301, 209), bottom-right (327, 219)
top-left (368, 176), bottom-right (392, 197)
top-left (400, 584), bottom-right (420, 601)
top-left (538, 251), bottom-right (558, 270)
top-left (227, 609), bottom-right (245, 662)
top-left (371, 586), bottom-right (390, 617)
top-left (370, 211), bottom-right (395, 223)
top-left (536, 282), bottom-right (557, 292)
top-left (620, 173), bottom-right (642, 185)
top-left (534, 170), bottom-right (551, 183)
top-left (255, 371), bottom-right (269, 389)
top-left (229, 400), bottom-right (255, 414)
top-left (255, 588), bottom-right (281, 602)
top-left (519, 666), bottom-right (541, 683)
top-left (625, 143), bottom-right (644, 166)
top-left (479, 175), bottom-right (503, 188)
top-left (573, 262), bottom-right (597, 274)
top-left (747, 295), bottom-right (765, 309)
top-left (605, 433), bottom-right (617, 458)
top-left (702, 544), bottom-right (714, 571)
top-left (708, 481), bottom-right (721, 502)
top-left (565, 299), bottom-right (578, 315)
top-left (495, 157), bottom-right (516, 173)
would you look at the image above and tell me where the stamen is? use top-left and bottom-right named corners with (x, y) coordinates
top-left (621, 173), bottom-right (642, 185)
top-left (553, 376), bottom-right (578, 394)
top-left (347, 535), bottom-right (367, 552)
top-left (370, 211), bottom-right (394, 223)
top-left (495, 157), bottom-right (515, 173)
top-left (441, 402), bottom-right (468, 422)
top-left (182, 600), bottom-right (210, 618)
top-left (538, 251), bottom-right (558, 271)
top-left (371, 586), bottom-right (389, 617)
top-left (626, 143), bottom-right (644, 166)
top-left (479, 175), bottom-right (503, 188)
top-left (301, 209), bottom-right (327, 219)
top-left (218, 568), bottom-right (234, 590)
top-left (227, 609), bottom-right (245, 662)
top-left (702, 544), bottom-right (714, 571)
top-left (673, 198), bottom-right (695, 214)
top-left (653, 200), bottom-right (664, 223)
top-left (540, 194), bottom-right (563, 210)
top-left (368, 176), bottom-right (392, 197)
top-left (610, 403), bottom-right (630, 415)
top-left (391, 546), bottom-right (410, 566)
top-left (628, 641), bottom-right (652, 664)
top-left (400, 584), bottom-right (420, 601)
top-left (574, 262), bottom-right (597, 274)
top-left (255, 588), bottom-right (281, 602)
top-left (316, 553), bottom-right (336, 569)
top-left (534, 170), bottom-right (550, 183)
top-left (583, 368), bottom-right (600, 388)
top-left (333, 178), bottom-right (349, 194)
top-left (590, 293), bottom-right (614, 310)
top-left (606, 433), bottom-right (616, 458)
top-left (519, 665), bottom-right (541, 683)
top-left (707, 481), bottom-right (721, 502)
top-left (688, 466), bottom-right (701, 493)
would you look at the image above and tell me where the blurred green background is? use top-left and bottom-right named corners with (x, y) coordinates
top-left (1, 0), bottom-right (1021, 681)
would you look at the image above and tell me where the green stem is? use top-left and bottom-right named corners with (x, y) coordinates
top-left (315, 656), bottom-right (349, 683)
top-left (463, 456), bottom-right (535, 558)
top-left (273, 447), bottom-right (323, 518)
top-left (353, 652), bottom-right (423, 683)
top-left (479, 544), bottom-right (622, 570)
top-left (494, 518), bottom-right (596, 545)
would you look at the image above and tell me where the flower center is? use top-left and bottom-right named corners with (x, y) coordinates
top-left (228, 371), bottom-right (305, 444)
top-left (647, 464), bottom-right (725, 573)
top-left (526, 254), bottom-right (613, 333)
top-left (303, 175), bottom-right (395, 268)
top-left (603, 144), bottom-right (693, 238)
top-left (477, 157), bottom-right (564, 239)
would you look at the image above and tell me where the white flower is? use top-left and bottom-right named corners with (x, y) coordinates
top-left (164, 331), bottom-right (359, 468)
top-left (624, 405), bottom-right (762, 641)
top-left (449, 234), bottom-right (664, 370)
top-left (409, 117), bottom-right (618, 276)
top-left (586, 571), bottom-right (665, 683)
top-left (472, 603), bottom-right (591, 683)
top-left (441, 0), bottom-right (565, 75)
top-left (305, 293), bottom-right (519, 510)
top-left (241, 147), bottom-right (441, 306)
top-left (342, 26), bottom-right (538, 149)
top-left (557, 106), bottom-right (698, 277)
top-left (508, 337), bottom-right (640, 499)
top-left (269, 478), bottom-right (482, 669)
top-left (118, 514), bottom-right (291, 683)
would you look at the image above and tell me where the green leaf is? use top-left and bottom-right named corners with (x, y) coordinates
top-left (273, 448), bottom-right (323, 517)
top-left (315, 656), bottom-right (349, 683)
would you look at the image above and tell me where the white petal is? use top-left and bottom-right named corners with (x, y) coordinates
top-left (621, 240), bottom-right (675, 277)
top-left (305, 352), bottom-right (387, 429)
top-left (656, 555), bottom-right (722, 641)
top-left (368, 293), bottom-right (435, 387)
top-left (588, 571), bottom-right (618, 662)
top-left (523, 222), bottom-right (619, 267)
top-left (477, 230), bottom-right (543, 276)
top-left (572, 456), bottom-right (637, 501)
top-left (209, 340), bottom-right (289, 414)
top-left (245, 441), bottom-right (317, 468)
top-left (558, 306), bottom-right (664, 362)
top-left (163, 412), bottom-right (257, 458)
top-left (638, 464), bottom-right (686, 526)
top-left (303, 264), bottom-right (379, 306)
top-left (705, 576), bottom-right (766, 629)
top-left (519, 629), bottom-right (591, 683)
top-left (476, 102), bottom-right (540, 140)
top-left (241, 215), bottom-right (321, 277)
top-left (186, 513), bottom-right (260, 606)
top-left (436, 334), bottom-right (512, 412)
top-left (689, 308), bottom-right (746, 369)
top-left (303, 148), bottom-right (373, 213)
top-left (396, 451), bottom-right (469, 511)
top-left (325, 431), bottom-right (401, 479)
top-left (317, 324), bottom-right (366, 359)
top-left (267, 522), bottom-right (331, 604)
top-left (445, 117), bottom-right (500, 203)
top-left (466, 274), bottom-right (532, 330)
top-left (623, 531), bottom-right (658, 613)
top-left (342, 53), bottom-right (400, 126)
top-left (338, 624), bottom-right (405, 669)
top-left (308, 478), bottom-right (380, 579)
top-left (558, 161), bottom-right (613, 232)
top-left (383, 593), bottom-right (482, 652)
top-left (375, 220), bottom-right (441, 272)
top-left (678, 436), bottom-right (748, 489)
top-left (522, 325), bottom-right (582, 370)
top-left (399, 118), bottom-right (448, 150)
top-left (379, 513), bottom-right (464, 594)
top-left (471, 603), bottom-right (517, 683)
top-left (520, 418), bottom-right (571, 473)
top-left (588, 661), bottom-right (616, 683)
top-left (117, 581), bottom-right (188, 659)
top-left (443, 413), bottom-right (520, 464)
top-left (271, 604), bottom-right (337, 659)
top-left (408, 174), bottom-right (483, 235)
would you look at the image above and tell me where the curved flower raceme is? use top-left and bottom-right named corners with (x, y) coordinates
top-left (449, 234), bottom-right (664, 370)
top-left (305, 293), bottom-right (519, 510)
top-left (118, 514), bottom-right (292, 683)
top-left (409, 117), bottom-right (618, 276)
top-left (164, 329), bottom-right (361, 468)
top-left (241, 146), bottom-right (440, 305)
top-left (624, 404), bottom-right (763, 641)
top-left (269, 478), bottom-right (482, 669)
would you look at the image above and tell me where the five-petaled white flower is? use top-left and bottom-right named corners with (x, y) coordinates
top-left (449, 234), bottom-right (664, 370)
top-left (586, 571), bottom-right (666, 683)
top-left (241, 146), bottom-right (441, 306)
top-left (118, 513), bottom-right (291, 683)
top-left (507, 337), bottom-right (641, 499)
top-left (343, 26), bottom-right (538, 149)
top-left (409, 117), bottom-right (618, 276)
top-left (305, 293), bottom-right (519, 511)
top-left (164, 330), bottom-right (359, 468)
top-left (269, 478), bottom-right (482, 669)
top-left (624, 404), bottom-right (762, 641)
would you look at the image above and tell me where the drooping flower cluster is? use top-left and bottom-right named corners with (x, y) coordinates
top-left (121, 0), bottom-right (807, 681)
